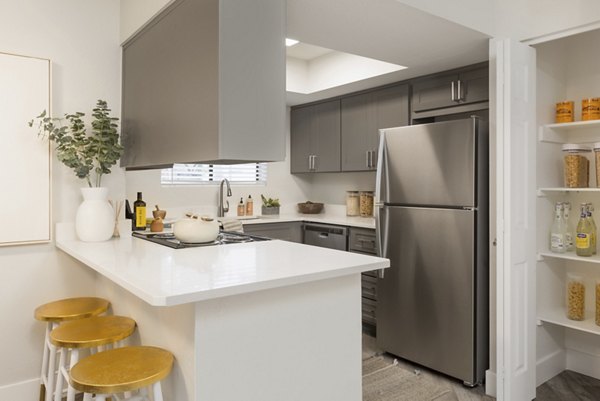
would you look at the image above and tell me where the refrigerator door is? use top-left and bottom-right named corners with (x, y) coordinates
top-left (377, 118), bottom-right (478, 207)
top-left (376, 206), bottom-right (476, 383)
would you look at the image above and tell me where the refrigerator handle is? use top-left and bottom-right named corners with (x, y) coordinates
top-left (375, 204), bottom-right (388, 279)
top-left (375, 130), bottom-right (387, 204)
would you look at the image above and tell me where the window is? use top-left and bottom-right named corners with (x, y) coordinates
top-left (161, 163), bottom-right (267, 185)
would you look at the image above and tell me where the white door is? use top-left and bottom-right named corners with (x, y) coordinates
top-left (491, 38), bottom-right (537, 401)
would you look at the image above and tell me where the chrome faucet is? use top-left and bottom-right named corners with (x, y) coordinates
top-left (217, 178), bottom-right (232, 217)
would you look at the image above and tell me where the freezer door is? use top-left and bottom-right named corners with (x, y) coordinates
top-left (378, 118), bottom-right (478, 207)
top-left (376, 206), bottom-right (476, 383)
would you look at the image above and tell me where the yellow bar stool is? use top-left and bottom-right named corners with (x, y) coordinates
top-left (50, 315), bottom-right (137, 401)
top-left (34, 297), bottom-right (110, 401)
top-left (70, 346), bottom-right (174, 401)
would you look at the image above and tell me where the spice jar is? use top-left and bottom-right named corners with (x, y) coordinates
top-left (566, 274), bottom-right (585, 321)
top-left (346, 191), bottom-right (360, 216)
top-left (562, 144), bottom-right (590, 188)
top-left (556, 101), bottom-right (574, 123)
top-left (582, 98), bottom-right (600, 121)
top-left (359, 191), bottom-right (374, 217)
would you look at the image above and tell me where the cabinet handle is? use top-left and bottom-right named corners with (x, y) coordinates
top-left (370, 150), bottom-right (376, 169)
top-left (312, 155), bottom-right (317, 171)
top-left (451, 81), bottom-right (456, 102)
top-left (457, 79), bottom-right (463, 101)
top-left (366, 150), bottom-right (370, 168)
top-left (308, 155), bottom-right (312, 170)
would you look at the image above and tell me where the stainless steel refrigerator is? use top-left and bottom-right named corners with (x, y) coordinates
top-left (375, 117), bottom-right (488, 386)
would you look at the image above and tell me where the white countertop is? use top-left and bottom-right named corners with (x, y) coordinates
top-left (55, 223), bottom-right (388, 307)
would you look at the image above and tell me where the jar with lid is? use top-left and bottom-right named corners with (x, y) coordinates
top-left (562, 144), bottom-right (590, 188)
top-left (566, 274), bottom-right (585, 321)
top-left (346, 191), bottom-right (360, 216)
top-left (359, 191), bottom-right (374, 217)
top-left (556, 100), bottom-right (574, 123)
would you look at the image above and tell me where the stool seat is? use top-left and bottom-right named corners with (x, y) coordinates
top-left (50, 316), bottom-right (136, 349)
top-left (70, 346), bottom-right (174, 394)
top-left (34, 297), bottom-right (110, 322)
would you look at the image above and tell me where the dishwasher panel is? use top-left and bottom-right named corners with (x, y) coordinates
top-left (303, 223), bottom-right (348, 251)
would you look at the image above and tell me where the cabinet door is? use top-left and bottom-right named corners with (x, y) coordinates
top-left (290, 106), bottom-right (313, 173)
top-left (312, 100), bottom-right (341, 172)
top-left (411, 73), bottom-right (457, 112)
top-left (371, 84), bottom-right (409, 167)
top-left (341, 92), bottom-right (372, 171)
top-left (458, 67), bottom-right (488, 105)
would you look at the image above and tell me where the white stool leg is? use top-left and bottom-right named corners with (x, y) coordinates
top-left (152, 381), bottom-right (164, 401)
top-left (53, 345), bottom-right (66, 401)
top-left (95, 395), bottom-right (107, 401)
top-left (45, 341), bottom-right (57, 401)
top-left (83, 393), bottom-right (92, 401)
top-left (66, 348), bottom-right (79, 401)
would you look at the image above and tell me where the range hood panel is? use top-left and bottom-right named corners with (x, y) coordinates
top-left (121, 0), bottom-right (286, 169)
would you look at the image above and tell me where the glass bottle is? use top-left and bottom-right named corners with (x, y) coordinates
top-left (563, 202), bottom-right (575, 252)
top-left (587, 203), bottom-right (597, 255)
top-left (550, 202), bottom-right (566, 253)
top-left (133, 192), bottom-right (147, 231)
top-left (246, 195), bottom-right (253, 216)
top-left (237, 198), bottom-right (245, 216)
top-left (576, 203), bottom-right (593, 257)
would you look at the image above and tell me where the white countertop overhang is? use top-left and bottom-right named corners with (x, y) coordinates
top-left (55, 224), bottom-right (389, 307)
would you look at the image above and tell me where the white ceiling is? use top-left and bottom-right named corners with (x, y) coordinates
top-left (286, 0), bottom-right (490, 105)
top-left (286, 42), bottom-right (334, 60)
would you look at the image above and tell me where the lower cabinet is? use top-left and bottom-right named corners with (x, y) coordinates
top-left (349, 227), bottom-right (378, 334)
top-left (243, 221), bottom-right (303, 243)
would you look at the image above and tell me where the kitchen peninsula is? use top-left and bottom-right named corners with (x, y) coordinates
top-left (55, 223), bottom-right (388, 401)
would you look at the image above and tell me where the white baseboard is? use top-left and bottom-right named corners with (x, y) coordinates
top-left (0, 377), bottom-right (40, 401)
top-left (536, 349), bottom-right (566, 386)
top-left (567, 348), bottom-right (600, 380)
top-left (485, 369), bottom-right (496, 397)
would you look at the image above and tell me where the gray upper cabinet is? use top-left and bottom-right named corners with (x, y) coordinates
top-left (341, 84), bottom-right (409, 171)
top-left (411, 64), bottom-right (488, 113)
top-left (121, 0), bottom-right (285, 169)
top-left (290, 100), bottom-right (341, 173)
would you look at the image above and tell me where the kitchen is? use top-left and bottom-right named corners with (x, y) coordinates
top-left (2, 1), bottom-right (600, 401)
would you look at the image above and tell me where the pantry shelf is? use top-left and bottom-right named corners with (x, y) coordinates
top-left (537, 188), bottom-right (600, 196)
top-left (538, 307), bottom-right (600, 336)
top-left (538, 251), bottom-right (600, 264)
top-left (539, 120), bottom-right (600, 144)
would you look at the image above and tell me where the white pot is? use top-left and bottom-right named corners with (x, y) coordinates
top-left (173, 215), bottom-right (219, 243)
top-left (75, 187), bottom-right (114, 242)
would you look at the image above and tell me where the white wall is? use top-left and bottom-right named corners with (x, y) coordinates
top-left (120, 0), bottom-right (172, 43)
top-left (0, 1), bottom-right (122, 399)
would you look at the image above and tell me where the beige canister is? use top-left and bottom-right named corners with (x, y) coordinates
top-left (556, 101), bottom-right (574, 123)
top-left (582, 98), bottom-right (600, 121)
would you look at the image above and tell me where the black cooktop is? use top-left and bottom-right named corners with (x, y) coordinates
top-left (132, 231), bottom-right (270, 249)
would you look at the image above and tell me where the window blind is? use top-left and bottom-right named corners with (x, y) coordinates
top-left (161, 163), bottom-right (267, 185)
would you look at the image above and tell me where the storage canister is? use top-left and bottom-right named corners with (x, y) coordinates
top-left (566, 274), bottom-right (585, 321)
top-left (563, 144), bottom-right (590, 188)
top-left (556, 100), bottom-right (574, 123)
top-left (582, 98), bottom-right (600, 121)
top-left (359, 191), bottom-right (374, 217)
top-left (346, 191), bottom-right (360, 216)
top-left (594, 143), bottom-right (600, 188)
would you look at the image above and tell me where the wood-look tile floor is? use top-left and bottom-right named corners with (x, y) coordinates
top-left (362, 334), bottom-right (600, 401)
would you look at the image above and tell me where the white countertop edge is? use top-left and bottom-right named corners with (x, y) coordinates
top-left (239, 215), bottom-right (376, 229)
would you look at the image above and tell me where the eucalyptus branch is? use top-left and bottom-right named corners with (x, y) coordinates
top-left (29, 100), bottom-right (123, 187)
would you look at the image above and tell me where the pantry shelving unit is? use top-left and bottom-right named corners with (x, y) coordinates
top-left (534, 28), bottom-right (600, 386)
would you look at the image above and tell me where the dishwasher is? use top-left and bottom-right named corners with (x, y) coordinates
top-left (302, 223), bottom-right (348, 251)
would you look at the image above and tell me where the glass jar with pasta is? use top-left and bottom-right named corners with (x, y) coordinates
top-left (562, 144), bottom-right (591, 188)
top-left (359, 191), bottom-right (374, 217)
top-left (566, 274), bottom-right (585, 321)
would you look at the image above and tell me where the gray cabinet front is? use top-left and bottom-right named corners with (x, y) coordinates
top-left (411, 64), bottom-right (488, 113)
top-left (243, 222), bottom-right (303, 243)
top-left (341, 84), bottom-right (408, 172)
top-left (290, 100), bottom-right (341, 173)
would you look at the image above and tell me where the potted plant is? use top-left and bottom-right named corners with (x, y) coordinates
top-left (29, 100), bottom-right (124, 242)
top-left (260, 194), bottom-right (280, 216)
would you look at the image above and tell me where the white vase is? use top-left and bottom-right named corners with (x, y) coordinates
top-left (75, 187), bottom-right (114, 242)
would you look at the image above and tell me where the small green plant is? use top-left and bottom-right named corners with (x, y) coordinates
top-left (261, 194), bottom-right (280, 207)
top-left (29, 100), bottom-right (123, 187)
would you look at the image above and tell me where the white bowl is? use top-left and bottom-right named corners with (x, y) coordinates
top-left (173, 216), bottom-right (219, 243)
